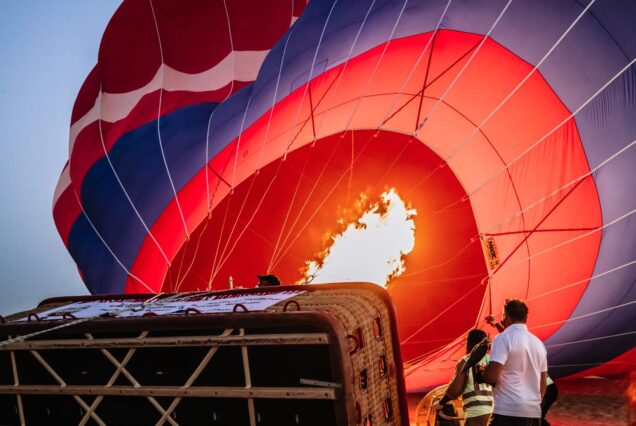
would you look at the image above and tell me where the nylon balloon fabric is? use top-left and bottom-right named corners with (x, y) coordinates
top-left (53, 0), bottom-right (636, 391)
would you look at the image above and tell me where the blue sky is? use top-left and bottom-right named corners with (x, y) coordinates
top-left (0, 1), bottom-right (121, 314)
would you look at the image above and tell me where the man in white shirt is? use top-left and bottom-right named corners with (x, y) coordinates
top-left (479, 299), bottom-right (548, 425)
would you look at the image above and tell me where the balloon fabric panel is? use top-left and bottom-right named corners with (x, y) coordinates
top-left (53, 0), bottom-right (636, 391)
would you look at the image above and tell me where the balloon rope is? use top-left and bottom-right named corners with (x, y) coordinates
top-left (482, 139), bottom-right (636, 235)
top-left (405, 137), bottom-right (635, 246)
top-left (230, 96), bottom-right (253, 188)
top-left (401, 277), bottom-right (487, 344)
top-left (205, 0), bottom-right (236, 212)
top-left (171, 219), bottom-right (211, 293)
top-left (404, 327), bottom-right (471, 371)
top-left (148, 0), bottom-right (190, 240)
top-left (210, 174), bottom-right (259, 280)
top-left (210, 162), bottom-right (287, 281)
top-left (268, 0), bottom-right (395, 269)
top-left (280, 0), bottom-right (341, 160)
top-left (401, 239), bottom-right (481, 278)
top-left (440, 0), bottom-right (599, 165)
top-left (270, 0), bottom-right (421, 267)
top-left (490, 178), bottom-right (587, 276)
top-left (411, 57), bottom-right (636, 230)
top-left (467, 57), bottom-right (636, 201)
top-left (207, 146), bottom-right (243, 280)
top-left (412, 0), bottom-right (514, 135)
top-left (70, 190), bottom-right (154, 294)
top-left (204, 33), bottom-right (297, 288)
top-left (545, 330), bottom-right (636, 349)
top-left (208, 187), bottom-right (234, 286)
top-left (531, 299), bottom-right (636, 332)
top-left (341, 0), bottom-right (412, 132)
top-left (94, 89), bottom-right (171, 266)
top-left (483, 228), bottom-right (600, 237)
top-left (414, 31), bottom-right (437, 131)
top-left (266, 126), bottom-right (319, 273)
top-left (255, 29), bottom-right (295, 171)
top-left (205, 29), bottom-right (297, 286)
top-left (527, 259), bottom-right (636, 303)
top-left (268, 131), bottom-right (351, 271)
top-left (266, 69), bottom-right (363, 271)
top-left (373, 0), bottom-right (452, 131)
top-left (548, 361), bottom-right (636, 370)
top-left (493, 207), bottom-right (636, 279)
top-left (381, 2), bottom-right (625, 234)
top-left (311, 0), bottom-right (382, 138)
top-left (208, 1), bottom-right (340, 281)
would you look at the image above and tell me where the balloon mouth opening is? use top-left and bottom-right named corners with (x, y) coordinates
top-left (165, 129), bottom-right (488, 362)
top-left (123, 30), bottom-right (599, 375)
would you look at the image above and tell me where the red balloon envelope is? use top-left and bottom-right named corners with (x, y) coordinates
top-left (54, 0), bottom-right (636, 391)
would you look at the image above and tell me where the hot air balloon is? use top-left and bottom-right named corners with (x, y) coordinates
top-left (54, 0), bottom-right (636, 392)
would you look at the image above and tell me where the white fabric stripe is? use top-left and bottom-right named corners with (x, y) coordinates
top-left (52, 163), bottom-right (71, 206)
top-left (60, 50), bottom-right (269, 211)
top-left (68, 50), bottom-right (269, 153)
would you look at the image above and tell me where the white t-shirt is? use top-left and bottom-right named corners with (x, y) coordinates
top-left (490, 323), bottom-right (547, 418)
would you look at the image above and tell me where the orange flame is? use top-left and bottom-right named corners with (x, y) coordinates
top-left (301, 188), bottom-right (416, 287)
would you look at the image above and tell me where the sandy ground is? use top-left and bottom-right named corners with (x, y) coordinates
top-left (407, 377), bottom-right (635, 425)
top-left (547, 377), bottom-right (633, 426)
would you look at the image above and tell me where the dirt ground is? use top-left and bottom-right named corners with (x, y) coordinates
top-left (407, 377), bottom-right (635, 425)
top-left (547, 377), bottom-right (633, 425)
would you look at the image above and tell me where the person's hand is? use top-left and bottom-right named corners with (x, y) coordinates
top-left (432, 401), bottom-right (444, 411)
top-left (485, 315), bottom-right (497, 325)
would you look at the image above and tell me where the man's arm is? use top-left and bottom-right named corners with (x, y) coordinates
top-left (480, 361), bottom-right (503, 386)
top-left (433, 361), bottom-right (467, 409)
top-left (486, 315), bottom-right (505, 333)
top-left (540, 371), bottom-right (547, 398)
top-left (445, 360), bottom-right (467, 399)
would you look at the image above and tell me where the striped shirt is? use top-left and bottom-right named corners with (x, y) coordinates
top-left (461, 354), bottom-right (493, 418)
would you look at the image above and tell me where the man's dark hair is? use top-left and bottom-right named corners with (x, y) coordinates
top-left (504, 299), bottom-right (528, 323)
top-left (257, 274), bottom-right (281, 287)
top-left (466, 329), bottom-right (487, 352)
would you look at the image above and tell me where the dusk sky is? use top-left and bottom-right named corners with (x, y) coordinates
top-left (0, 1), bottom-right (121, 314)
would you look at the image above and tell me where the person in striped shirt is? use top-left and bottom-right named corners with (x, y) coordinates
top-left (434, 329), bottom-right (494, 425)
